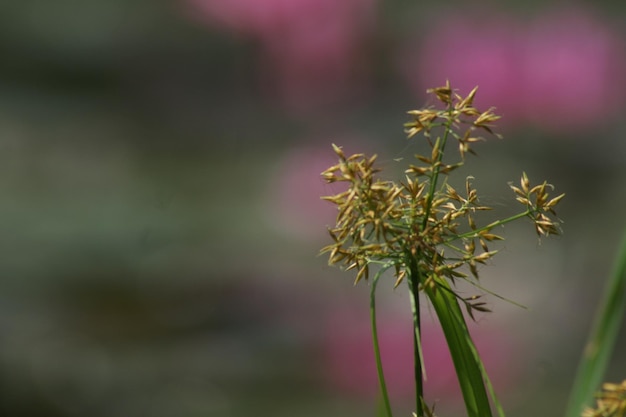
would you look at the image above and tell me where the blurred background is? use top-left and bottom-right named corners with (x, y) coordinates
top-left (1, 1), bottom-right (626, 416)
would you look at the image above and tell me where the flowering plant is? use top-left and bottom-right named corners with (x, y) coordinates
top-left (320, 81), bottom-right (565, 417)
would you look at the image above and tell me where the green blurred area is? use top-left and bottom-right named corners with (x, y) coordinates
top-left (1, 1), bottom-right (626, 416)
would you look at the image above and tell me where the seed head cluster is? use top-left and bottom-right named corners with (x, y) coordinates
top-left (320, 82), bottom-right (564, 317)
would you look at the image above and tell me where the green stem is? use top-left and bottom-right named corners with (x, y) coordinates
top-left (448, 209), bottom-right (532, 243)
top-left (408, 258), bottom-right (426, 416)
top-left (408, 106), bottom-right (455, 416)
top-left (421, 116), bottom-right (454, 231)
top-left (370, 266), bottom-right (394, 417)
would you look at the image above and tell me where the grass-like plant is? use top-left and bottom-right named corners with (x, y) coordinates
top-left (319, 81), bottom-right (565, 417)
top-left (567, 232), bottom-right (626, 417)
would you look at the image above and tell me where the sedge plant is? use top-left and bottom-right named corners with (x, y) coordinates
top-left (320, 81), bottom-right (565, 417)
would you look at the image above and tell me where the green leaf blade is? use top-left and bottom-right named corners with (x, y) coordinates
top-left (425, 276), bottom-right (500, 417)
top-left (565, 232), bottom-right (626, 417)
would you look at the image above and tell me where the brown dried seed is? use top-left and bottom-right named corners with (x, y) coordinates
top-left (546, 193), bottom-right (565, 208)
top-left (480, 233), bottom-right (504, 241)
top-left (467, 214), bottom-right (476, 230)
top-left (456, 86), bottom-right (479, 109)
top-left (521, 172), bottom-right (530, 193)
top-left (355, 264), bottom-right (369, 283)
top-left (331, 143), bottom-right (345, 158)
top-left (510, 185), bottom-right (526, 197)
top-left (474, 250), bottom-right (498, 262)
top-left (427, 80), bottom-right (453, 104)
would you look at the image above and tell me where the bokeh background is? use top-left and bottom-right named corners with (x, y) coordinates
top-left (1, 1), bottom-right (626, 416)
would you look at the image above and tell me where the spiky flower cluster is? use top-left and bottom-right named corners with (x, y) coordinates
top-left (510, 171), bottom-right (564, 236)
top-left (320, 81), bottom-right (563, 317)
top-left (583, 380), bottom-right (626, 417)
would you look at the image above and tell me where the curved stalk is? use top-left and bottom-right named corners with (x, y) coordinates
top-left (370, 266), bottom-right (394, 417)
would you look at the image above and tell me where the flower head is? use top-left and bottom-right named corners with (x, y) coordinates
top-left (321, 82), bottom-right (563, 313)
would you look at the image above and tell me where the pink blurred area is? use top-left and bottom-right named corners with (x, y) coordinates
top-left (266, 139), bottom-right (372, 242)
top-left (322, 302), bottom-right (523, 405)
top-left (521, 8), bottom-right (626, 133)
top-left (402, 12), bottom-right (525, 126)
top-left (404, 7), bottom-right (626, 133)
top-left (185, 2), bottom-right (626, 132)
top-left (184, 0), bottom-right (377, 113)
